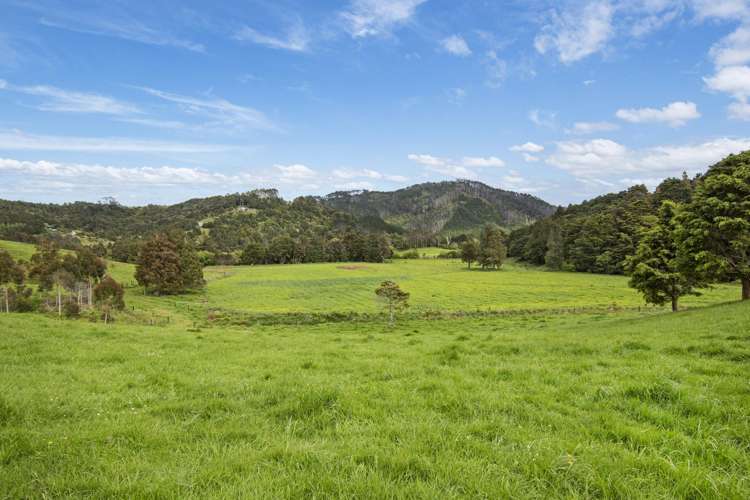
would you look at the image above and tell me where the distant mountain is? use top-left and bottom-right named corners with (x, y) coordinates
top-left (321, 180), bottom-right (556, 235)
top-left (0, 181), bottom-right (553, 257)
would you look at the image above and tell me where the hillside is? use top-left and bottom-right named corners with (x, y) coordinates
top-left (0, 182), bottom-right (553, 254)
top-left (321, 180), bottom-right (556, 236)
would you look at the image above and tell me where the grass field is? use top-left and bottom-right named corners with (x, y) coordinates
top-left (1, 304), bottom-right (749, 498)
top-left (1, 240), bottom-right (749, 498)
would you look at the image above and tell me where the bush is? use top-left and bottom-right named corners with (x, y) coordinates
top-left (63, 300), bottom-right (80, 318)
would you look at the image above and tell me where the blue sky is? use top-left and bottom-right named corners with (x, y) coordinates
top-left (1, 0), bottom-right (749, 206)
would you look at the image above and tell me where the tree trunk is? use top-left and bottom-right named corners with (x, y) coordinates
top-left (743, 277), bottom-right (750, 301)
top-left (89, 279), bottom-right (93, 307)
top-left (57, 285), bottom-right (62, 317)
top-left (671, 296), bottom-right (679, 312)
top-left (4, 287), bottom-right (8, 314)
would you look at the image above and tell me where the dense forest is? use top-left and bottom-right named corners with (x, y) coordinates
top-left (508, 171), bottom-right (696, 275)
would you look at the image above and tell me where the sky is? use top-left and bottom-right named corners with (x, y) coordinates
top-left (1, 0), bottom-right (749, 206)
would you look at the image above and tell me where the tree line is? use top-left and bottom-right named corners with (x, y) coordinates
top-left (509, 151), bottom-right (750, 307)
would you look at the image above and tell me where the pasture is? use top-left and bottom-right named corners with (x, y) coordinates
top-left (1, 240), bottom-right (749, 498)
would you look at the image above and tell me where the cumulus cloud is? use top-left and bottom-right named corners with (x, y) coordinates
top-left (534, 1), bottom-right (614, 64)
top-left (709, 25), bottom-right (750, 68)
top-left (568, 121), bottom-right (619, 134)
top-left (461, 156), bottom-right (505, 168)
top-left (339, 0), bottom-right (427, 38)
top-left (275, 164), bottom-right (317, 182)
top-left (0, 158), bottom-right (256, 186)
top-left (546, 137), bottom-right (750, 179)
top-left (407, 153), bottom-right (506, 179)
top-left (332, 168), bottom-right (407, 182)
top-left (704, 65), bottom-right (750, 100)
top-left (615, 101), bottom-right (701, 127)
top-left (510, 142), bottom-right (545, 153)
top-left (690, 0), bottom-right (750, 21)
top-left (441, 35), bottom-right (471, 56)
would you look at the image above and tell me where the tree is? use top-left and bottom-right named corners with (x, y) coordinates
top-left (75, 248), bottom-right (107, 307)
top-left (135, 235), bottom-right (184, 295)
top-left (677, 152), bottom-right (750, 301)
top-left (544, 222), bottom-right (564, 270)
top-left (375, 281), bottom-right (410, 326)
top-left (0, 250), bottom-right (24, 313)
top-left (240, 241), bottom-right (267, 265)
top-left (94, 275), bottom-right (125, 324)
top-left (28, 240), bottom-right (62, 291)
top-left (461, 239), bottom-right (479, 269)
top-left (628, 202), bottom-right (700, 312)
top-left (478, 224), bottom-right (507, 270)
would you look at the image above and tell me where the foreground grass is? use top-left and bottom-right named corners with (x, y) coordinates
top-left (1, 303), bottom-right (749, 498)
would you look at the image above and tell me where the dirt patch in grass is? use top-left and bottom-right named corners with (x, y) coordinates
top-left (337, 265), bottom-right (370, 270)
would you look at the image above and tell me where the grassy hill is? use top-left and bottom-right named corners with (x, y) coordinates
top-left (1, 299), bottom-right (748, 497)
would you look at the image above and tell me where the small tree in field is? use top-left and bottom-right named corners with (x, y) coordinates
top-left (461, 239), bottom-right (479, 269)
top-left (627, 202), bottom-right (700, 312)
top-left (375, 281), bottom-right (410, 326)
top-left (94, 275), bottom-right (125, 324)
top-left (0, 250), bottom-right (25, 313)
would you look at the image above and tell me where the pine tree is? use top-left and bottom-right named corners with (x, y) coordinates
top-left (677, 152), bottom-right (750, 301)
top-left (628, 202), bottom-right (700, 312)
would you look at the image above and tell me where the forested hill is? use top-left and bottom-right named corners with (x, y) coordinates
top-left (508, 174), bottom-right (696, 275)
top-left (0, 181), bottom-right (552, 258)
top-left (321, 180), bottom-right (556, 236)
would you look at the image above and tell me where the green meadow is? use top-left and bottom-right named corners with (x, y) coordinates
top-left (1, 240), bottom-right (749, 498)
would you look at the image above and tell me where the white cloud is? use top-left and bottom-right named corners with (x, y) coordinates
top-left (522, 153), bottom-right (540, 163)
top-left (546, 137), bottom-right (750, 178)
top-left (461, 156), bottom-right (505, 168)
top-left (704, 65), bottom-right (750, 99)
top-left (528, 109), bottom-right (557, 128)
top-left (441, 35), bottom-right (471, 56)
top-left (569, 121), bottom-right (619, 134)
top-left (332, 168), bottom-right (406, 182)
top-left (0, 81), bottom-right (140, 115)
top-left (484, 51), bottom-right (507, 88)
top-left (275, 164), bottom-right (317, 182)
top-left (34, 9), bottom-right (204, 52)
top-left (407, 153), bottom-right (505, 179)
top-left (0, 158), bottom-right (254, 186)
top-left (728, 100), bottom-right (750, 120)
top-left (709, 25), bottom-right (750, 68)
top-left (138, 87), bottom-right (277, 131)
top-left (235, 23), bottom-right (310, 52)
top-left (615, 101), bottom-right (701, 127)
top-left (510, 142), bottom-right (545, 153)
top-left (0, 130), bottom-right (231, 153)
top-left (340, 0), bottom-right (427, 38)
top-left (691, 0), bottom-right (750, 21)
top-left (534, 1), bottom-right (614, 64)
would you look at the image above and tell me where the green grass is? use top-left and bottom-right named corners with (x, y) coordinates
top-left (0, 240), bottom-right (37, 261)
top-left (1, 238), bottom-right (749, 497)
top-left (1, 303), bottom-right (749, 498)
top-left (198, 259), bottom-right (739, 315)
